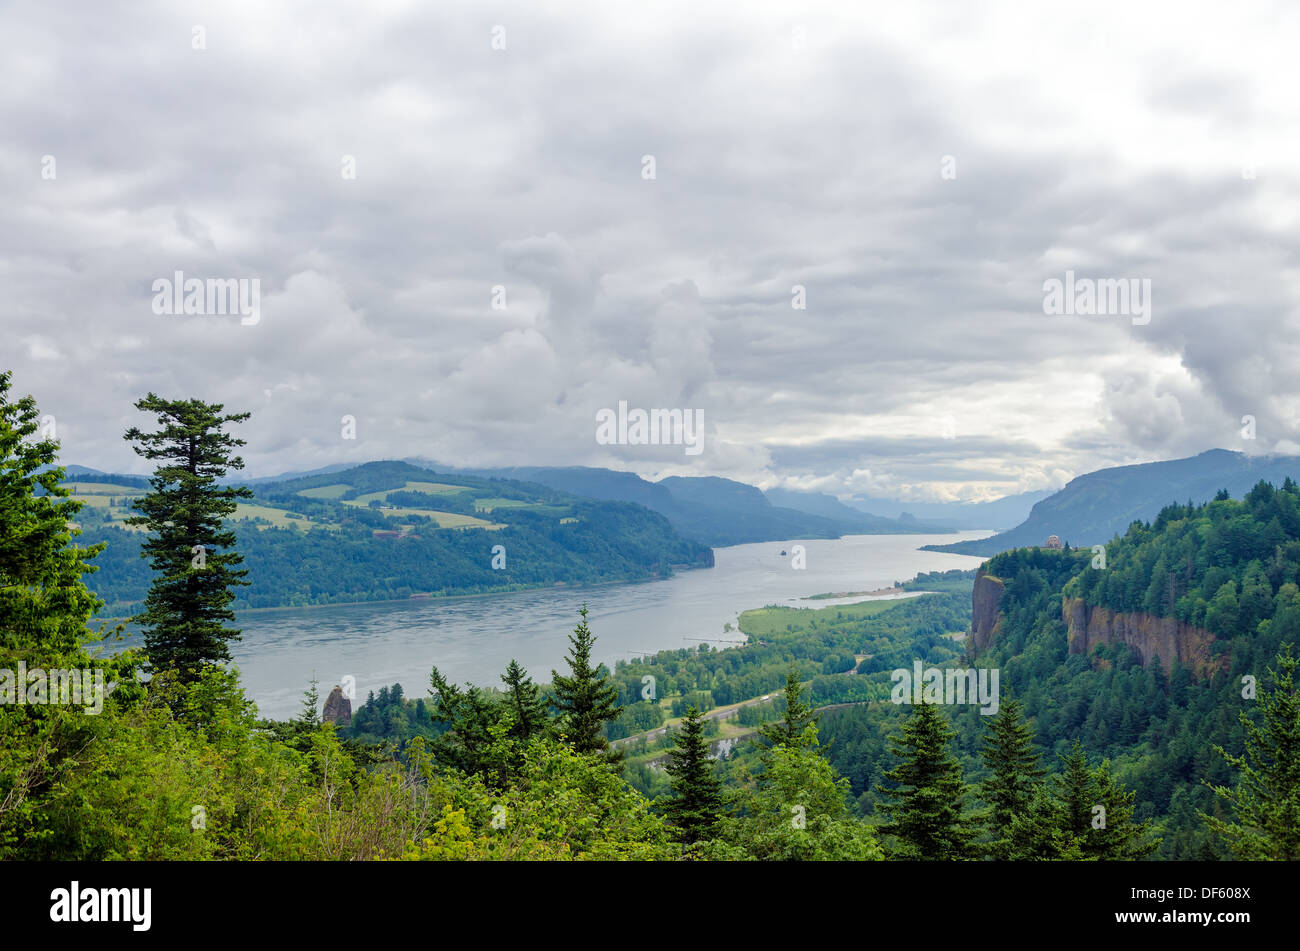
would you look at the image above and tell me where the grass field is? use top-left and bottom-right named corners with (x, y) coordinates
top-left (472, 497), bottom-right (532, 513)
top-left (347, 482), bottom-right (472, 506)
top-left (738, 597), bottom-right (909, 638)
top-left (340, 500), bottom-right (504, 529)
top-left (231, 503), bottom-right (331, 530)
top-left (296, 483), bottom-right (352, 499)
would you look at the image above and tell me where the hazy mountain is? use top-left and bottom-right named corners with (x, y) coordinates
top-left (764, 487), bottom-right (953, 532)
top-left (924, 449), bottom-right (1300, 556)
top-left (412, 460), bottom-right (944, 547)
top-left (845, 489), bottom-right (1051, 530)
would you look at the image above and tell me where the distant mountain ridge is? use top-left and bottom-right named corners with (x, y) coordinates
top-left (845, 489), bottom-right (1051, 530)
top-left (924, 449), bottom-right (1300, 556)
top-left (410, 462), bottom-right (952, 547)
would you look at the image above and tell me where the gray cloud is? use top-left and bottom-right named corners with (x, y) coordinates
top-left (2, 0), bottom-right (1298, 503)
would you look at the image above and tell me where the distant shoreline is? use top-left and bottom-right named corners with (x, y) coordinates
top-left (803, 585), bottom-right (903, 600)
top-left (90, 564), bottom-right (707, 624)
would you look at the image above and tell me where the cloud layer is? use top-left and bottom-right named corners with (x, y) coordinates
top-left (3, 0), bottom-right (1298, 502)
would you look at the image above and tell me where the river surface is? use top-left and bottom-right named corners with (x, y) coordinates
top-left (118, 531), bottom-right (990, 719)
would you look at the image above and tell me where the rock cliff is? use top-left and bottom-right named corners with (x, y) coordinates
top-left (1061, 596), bottom-right (1226, 679)
top-left (970, 569), bottom-right (1006, 652)
top-left (322, 685), bottom-right (352, 727)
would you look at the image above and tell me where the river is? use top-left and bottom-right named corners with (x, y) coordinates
top-left (129, 531), bottom-right (990, 719)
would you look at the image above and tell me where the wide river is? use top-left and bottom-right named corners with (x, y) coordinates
top-left (149, 531), bottom-right (990, 719)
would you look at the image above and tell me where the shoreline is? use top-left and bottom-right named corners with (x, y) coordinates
top-left (91, 563), bottom-right (710, 624)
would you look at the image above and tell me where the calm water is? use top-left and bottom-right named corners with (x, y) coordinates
top-left (116, 532), bottom-right (989, 719)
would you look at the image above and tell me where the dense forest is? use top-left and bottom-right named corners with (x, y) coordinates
top-left (816, 484), bottom-right (1300, 859)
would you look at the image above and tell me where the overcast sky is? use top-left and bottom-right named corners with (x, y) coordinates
top-left (3, 0), bottom-right (1298, 502)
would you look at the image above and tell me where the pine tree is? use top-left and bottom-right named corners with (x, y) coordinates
top-left (663, 706), bottom-right (725, 846)
top-left (0, 372), bottom-right (140, 853)
top-left (1088, 758), bottom-right (1157, 858)
top-left (876, 700), bottom-right (975, 859)
top-left (1007, 741), bottom-right (1157, 859)
top-left (501, 658), bottom-right (549, 743)
top-left (757, 670), bottom-right (820, 750)
top-left (1204, 644), bottom-right (1300, 859)
top-left (299, 675), bottom-right (321, 728)
top-left (978, 697), bottom-right (1045, 859)
top-left (551, 605), bottom-right (621, 760)
top-left (123, 394), bottom-right (253, 682)
top-left (0, 371), bottom-right (108, 662)
top-left (428, 665), bottom-right (501, 782)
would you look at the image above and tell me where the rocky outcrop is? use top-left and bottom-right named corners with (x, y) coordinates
top-left (970, 569), bottom-right (1006, 652)
top-left (322, 685), bottom-right (352, 727)
top-left (1062, 597), bottom-right (1226, 679)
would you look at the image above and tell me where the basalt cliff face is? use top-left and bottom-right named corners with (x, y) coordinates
top-left (1061, 597), bottom-right (1226, 679)
top-left (970, 568), bottom-right (1226, 680)
top-left (970, 569), bottom-right (1006, 652)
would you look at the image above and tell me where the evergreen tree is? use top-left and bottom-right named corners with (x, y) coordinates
top-left (0, 372), bottom-right (140, 853)
top-left (298, 675), bottom-right (320, 728)
top-left (978, 697), bottom-right (1045, 859)
top-left (876, 700), bottom-right (975, 859)
top-left (663, 706), bottom-right (725, 846)
top-left (428, 665), bottom-right (501, 782)
top-left (1204, 644), bottom-right (1300, 859)
top-left (757, 670), bottom-right (820, 750)
top-left (500, 658), bottom-right (549, 743)
top-left (551, 605), bottom-right (621, 760)
top-left (123, 394), bottom-right (253, 682)
top-left (706, 730), bottom-right (883, 861)
top-left (1006, 742), bottom-right (1156, 859)
top-left (1088, 758), bottom-right (1157, 859)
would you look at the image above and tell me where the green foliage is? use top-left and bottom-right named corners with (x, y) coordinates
top-left (0, 373), bottom-right (142, 853)
top-left (78, 461), bottom-right (712, 614)
top-left (704, 732), bottom-right (884, 861)
top-left (123, 394), bottom-right (253, 681)
top-left (1204, 644), bottom-right (1300, 859)
top-left (876, 700), bottom-right (975, 859)
top-left (978, 697), bottom-right (1045, 859)
top-left (757, 671), bottom-right (820, 750)
top-left (552, 605), bottom-right (622, 760)
top-left (1004, 741), bottom-right (1157, 860)
top-left (663, 707), bottom-right (725, 845)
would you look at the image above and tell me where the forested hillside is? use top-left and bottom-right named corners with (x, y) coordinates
top-left (65, 462), bottom-right (713, 613)
top-left (926, 449), bottom-right (1300, 556)
top-left (924, 480), bottom-right (1300, 858)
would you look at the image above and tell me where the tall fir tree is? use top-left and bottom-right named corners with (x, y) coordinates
top-left (876, 699), bottom-right (975, 860)
top-left (0, 372), bottom-right (140, 854)
top-left (757, 670), bottom-right (820, 750)
top-left (1204, 644), bottom-right (1300, 859)
top-left (551, 605), bottom-right (622, 760)
top-left (978, 697), bottom-right (1046, 859)
top-left (124, 394), bottom-right (252, 682)
top-left (1006, 741), bottom-right (1156, 859)
top-left (429, 665), bottom-right (502, 782)
top-left (298, 675), bottom-right (321, 728)
top-left (501, 658), bottom-right (550, 743)
top-left (663, 706), bottom-right (725, 846)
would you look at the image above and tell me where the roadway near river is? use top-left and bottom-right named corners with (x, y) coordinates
top-left (206, 531), bottom-right (988, 719)
top-left (613, 691), bottom-right (881, 766)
